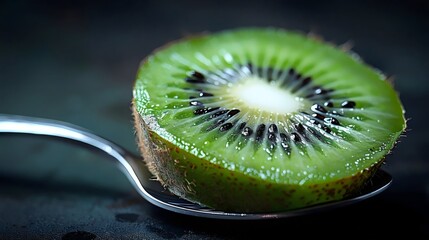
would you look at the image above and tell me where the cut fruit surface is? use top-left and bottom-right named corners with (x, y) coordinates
top-left (132, 27), bottom-right (406, 212)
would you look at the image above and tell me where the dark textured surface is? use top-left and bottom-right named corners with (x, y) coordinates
top-left (1, 0), bottom-right (428, 239)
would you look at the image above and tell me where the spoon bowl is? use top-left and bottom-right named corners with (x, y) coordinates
top-left (0, 114), bottom-right (392, 220)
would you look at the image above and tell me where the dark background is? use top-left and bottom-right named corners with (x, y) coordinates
top-left (1, 0), bottom-right (428, 239)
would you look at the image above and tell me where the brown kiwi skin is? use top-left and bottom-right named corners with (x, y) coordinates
top-left (132, 103), bottom-right (381, 213)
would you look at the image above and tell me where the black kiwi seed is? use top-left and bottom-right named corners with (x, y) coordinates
top-left (219, 122), bottom-right (233, 132)
top-left (310, 103), bottom-right (327, 113)
top-left (295, 123), bottom-right (310, 141)
top-left (330, 110), bottom-right (342, 116)
top-left (324, 117), bottom-right (340, 126)
top-left (341, 100), bottom-right (356, 108)
top-left (321, 125), bottom-right (331, 133)
top-left (324, 101), bottom-right (334, 108)
top-left (210, 110), bottom-right (228, 119)
top-left (301, 77), bottom-right (312, 86)
top-left (268, 124), bottom-right (278, 134)
top-left (194, 107), bottom-right (220, 115)
top-left (290, 132), bottom-right (301, 142)
top-left (256, 67), bottom-right (264, 78)
top-left (199, 91), bottom-right (214, 97)
top-left (268, 133), bottom-right (277, 142)
top-left (246, 63), bottom-right (254, 73)
top-left (279, 133), bottom-right (291, 151)
top-left (279, 132), bottom-right (288, 141)
top-left (242, 127), bottom-right (253, 137)
top-left (313, 87), bottom-right (330, 95)
top-left (255, 124), bottom-right (266, 142)
top-left (186, 71), bottom-right (206, 83)
top-left (312, 113), bottom-right (325, 120)
top-left (266, 67), bottom-right (274, 82)
top-left (295, 123), bottom-right (304, 133)
top-left (190, 100), bottom-right (204, 106)
top-left (186, 78), bottom-right (205, 84)
top-left (268, 124), bottom-right (278, 143)
top-left (192, 71), bottom-right (205, 79)
top-left (226, 109), bottom-right (240, 118)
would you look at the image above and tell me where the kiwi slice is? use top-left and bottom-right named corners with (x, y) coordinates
top-left (132, 27), bottom-right (406, 213)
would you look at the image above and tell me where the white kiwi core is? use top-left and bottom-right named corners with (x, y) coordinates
top-left (229, 76), bottom-right (306, 115)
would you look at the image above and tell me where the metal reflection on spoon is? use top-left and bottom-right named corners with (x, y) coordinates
top-left (0, 114), bottom-right (392, 220)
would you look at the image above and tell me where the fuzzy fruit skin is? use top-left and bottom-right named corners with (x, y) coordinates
top-left (132, 105), bottom-right (380, 213)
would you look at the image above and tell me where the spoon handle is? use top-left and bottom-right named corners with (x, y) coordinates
top-left (0, 114), bottom-right (164, 203)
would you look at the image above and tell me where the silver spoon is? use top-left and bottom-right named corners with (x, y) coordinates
top-left (0, 114), bottom-right (392, 220)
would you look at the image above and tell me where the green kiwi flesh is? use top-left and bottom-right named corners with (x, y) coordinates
top-left (132, 27), bottom-right (406, 213)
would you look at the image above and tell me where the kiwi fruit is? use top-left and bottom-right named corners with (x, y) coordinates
top-left (131, 27), bottom-right (406, 213)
